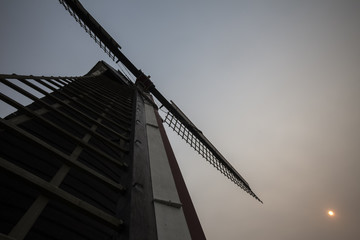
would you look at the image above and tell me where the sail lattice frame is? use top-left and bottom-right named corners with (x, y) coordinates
top-left (58, 0), bottom-right (262, 203)
top-left (163, 110), bottom-right (262, 203)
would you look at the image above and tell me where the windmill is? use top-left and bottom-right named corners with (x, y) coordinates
top-left (0, 0), bottom-right (261, 239)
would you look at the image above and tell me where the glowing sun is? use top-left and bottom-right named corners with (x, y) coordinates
top-left (328, 210), bottom-right (335, 216)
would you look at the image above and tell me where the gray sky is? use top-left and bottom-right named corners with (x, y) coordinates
top-left (1, 1), bottom-right (360, 239)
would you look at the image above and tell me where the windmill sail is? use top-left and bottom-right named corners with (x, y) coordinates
top-left (163, 103), bottom-right (262, 202)
top-left (59, 0), bottom-right (262, 203)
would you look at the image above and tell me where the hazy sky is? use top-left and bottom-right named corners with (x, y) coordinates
top-left (1, 1), bottom-right (360, 239)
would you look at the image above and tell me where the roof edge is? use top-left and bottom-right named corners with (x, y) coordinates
top-left (86, 61), bottom-right (133, 86)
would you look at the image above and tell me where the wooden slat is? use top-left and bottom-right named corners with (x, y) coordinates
top-left (0, 158), bottom-right (124, 230)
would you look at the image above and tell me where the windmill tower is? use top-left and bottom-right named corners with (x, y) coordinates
top-left (0, 1), bottom-right (262, 239)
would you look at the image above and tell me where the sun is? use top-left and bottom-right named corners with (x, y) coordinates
top-left (328, 210), bottom-right (335, 216)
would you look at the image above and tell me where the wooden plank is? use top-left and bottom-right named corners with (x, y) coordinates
top-left (0, 158), bottom-right (123, 230)
top-left (129, 90), bottom-right (157, 240)
top-left (0, 119), bottom-right (124, 191)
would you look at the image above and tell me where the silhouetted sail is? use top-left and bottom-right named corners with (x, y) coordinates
top-left (59, 0), bottom-right (262, 203)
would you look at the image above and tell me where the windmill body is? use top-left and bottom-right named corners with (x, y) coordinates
top-left (0, 1), bottom-right (261, 239)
